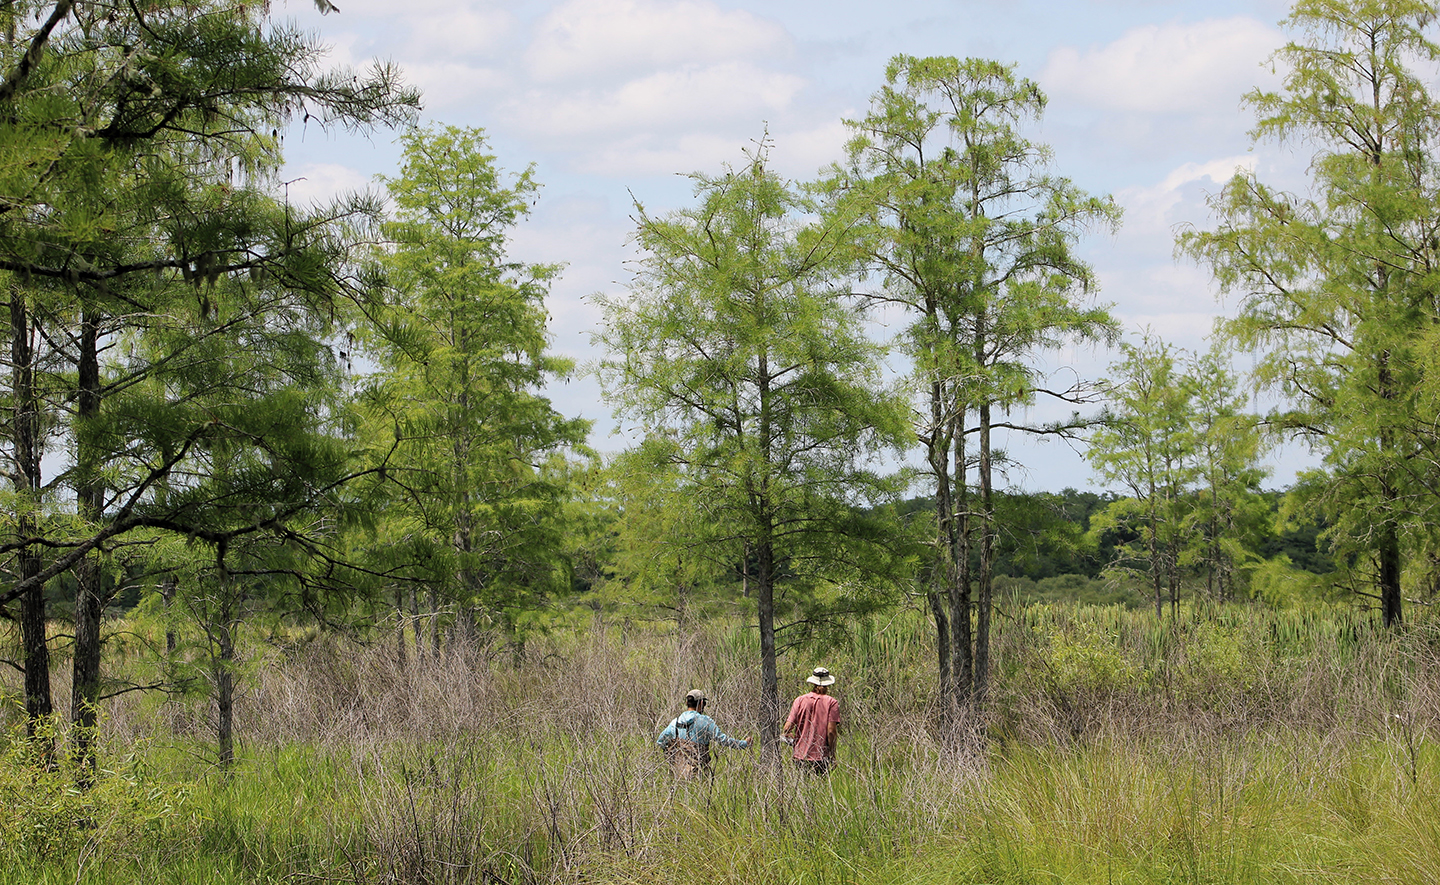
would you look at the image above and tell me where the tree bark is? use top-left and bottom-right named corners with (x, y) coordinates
top-left (11, 289), bottom-right (52, 746)
top-left (1380, 523), bottom-right (1402, 628)
top-left (757, 532), bottom-right (780, 757)
top-left (72, 307), bottom-right (107, 779)
top-left (395, 584), bottom-right (407, 668)
top-left (215, 559), bottom-right (237, 770)
top-left (926, 377), bottom-right (953, 717)
top-left (950, 411), bottom-right (973, 710)
top-left (975, 398), bottom-right (994, 705)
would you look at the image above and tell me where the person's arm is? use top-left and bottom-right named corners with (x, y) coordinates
top-left (657, 720), bottom-right (676, 748)
top-left (709, 721), bottom-right (750, 750)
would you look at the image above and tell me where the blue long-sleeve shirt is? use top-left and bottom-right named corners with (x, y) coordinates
top-left (657, 710), bottom-right (750, 750)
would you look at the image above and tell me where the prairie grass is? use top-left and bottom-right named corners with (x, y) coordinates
top-left (2, 603), bottom-right (1439, 883)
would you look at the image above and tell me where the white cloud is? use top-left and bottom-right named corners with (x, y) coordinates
top-left (554, 115), bottom-right (846, 179)
top-left (505, 61), bottom-right (807, 139)
top-left (272, 162), bottom-right (375, 208)
top-left (568, 131), bottom-right (754, 177)
top-left (1116, 155), bottom-right (1254, 231)
top-left (1041, 16), bottom-right (1282, 115)
top-left (280, 0), bottom-right (475, 19)
top-left (526, 0), bottom-right (793, 84)
top-left (405, 6), bottom-right (517, 59)
top-left (304, 31), bottom-right (361, 71)
top-left (402, 61), bottom-right (512, 111)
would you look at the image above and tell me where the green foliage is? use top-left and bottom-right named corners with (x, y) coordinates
top-left (998, 573), bottom-right (1147, 609)
top-left (1088, 336), bottom-right (1282, 611)
top-left (358, 124), bottom-right (588, 633)
top-left (594, 136), bottom-right (915, 723)
top-left (833, 54), bottom-right (1121, 702)
top-left (0, 0), bottom-right (419, 772)
top-left (1036, 620), bottom-right (1145, 700)
top-left (0, 716), bottom-right (189, 869)
top-left (1180, 0), bottom-right (1440, 625)
top-left (1175, 621), bottom-right (1261, 702)
top-left (899, 488), bottom-right (1121, 581)
top-left (593, 449), bottom-right (747, 624)
top-left (1250, 554), bottom-right (1331, 608)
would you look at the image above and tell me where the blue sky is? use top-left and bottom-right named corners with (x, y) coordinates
top-left (275, 0), bottom-right (1318, 492)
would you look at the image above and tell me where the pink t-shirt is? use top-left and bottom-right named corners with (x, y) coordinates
top-left (784, 691), bottom-right (840, 762)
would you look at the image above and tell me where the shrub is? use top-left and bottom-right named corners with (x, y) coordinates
top-left (0, 715), bottom-right (190, 871)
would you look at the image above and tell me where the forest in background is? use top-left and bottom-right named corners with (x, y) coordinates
top-left (4, 1), bottom-right (1440, 880)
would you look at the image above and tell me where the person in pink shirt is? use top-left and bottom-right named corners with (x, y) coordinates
top-left (781, 666), bottom-right (841, 773)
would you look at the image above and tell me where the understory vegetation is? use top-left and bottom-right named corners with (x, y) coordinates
top-left (2, 602), bottom-right (1437, 884)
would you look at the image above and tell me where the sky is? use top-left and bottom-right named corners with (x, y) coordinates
top-left (272, 0), bottom-right (1318, 493)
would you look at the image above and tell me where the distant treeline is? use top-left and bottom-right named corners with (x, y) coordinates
top-left (895, 488), bottom-right (1332, 609)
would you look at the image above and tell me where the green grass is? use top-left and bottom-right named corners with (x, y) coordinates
top-left (4, 728), bottom-right (1440, 883)
top-left (4, 603), bottom-right (1440, 882)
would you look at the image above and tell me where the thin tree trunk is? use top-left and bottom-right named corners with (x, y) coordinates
top-left (395, 584), bottom-right (407, 667)
top-left (757, 534), bottom-right (780, 757)
top-left (975, 399), bottom-right (994, 705)
top-left (71, 555), bottom-right (103, 775)
top-left (216, 615), bottom-right (235, 769)
top-left (1380, 524), bottom-right (1402, 627)
top-left (18, 555), bottom-right (49, 740)
top-left (72, 307), bottom-right (107, 780)
top-left (1149, 480), bottom-right (1163, 619)
top-left (927, 379), bottom-right (952, 717)
top-left (11, 289), bottom-right (52, 748)
top-left (929, 588), bottom-right (950, 710)
top-left (950, 411), bottom-right (973, 709)
top-left (410, 583), bottom-right (422, 659)
top-left (1168, 531), bottom-right (1180, 617)
top-left (427, 585), bottom-right (440, 654)
top-left (1377, 353), bottom-right (1403, 628)
top-left (214, 552), bottom-right (238, 770)
top-left (161, 575), bottom-right (177, 655)
top-left (756, 347), bottom-right (781, 758)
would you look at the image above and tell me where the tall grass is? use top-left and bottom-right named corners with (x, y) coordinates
top-left (3, 604), bottom-right (1440, 882)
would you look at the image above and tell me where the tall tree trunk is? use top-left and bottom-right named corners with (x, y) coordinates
top-left (1377, 354), bottom-right (1403, 628)
top-left (395, 584), bottom-right (407, 668)
top-left (11, 290), bottom-right (52, 747)
top-left (161, 575), bottom-right (177, 655)
top-left (18, 553), bottom-right (49, 740)
top-left (757, 533), bottom-right (780, 757)
top-left (1380, 523), bottom-right (1402, 628)
top-left (72, 308), bottom-right (107, 779)
top-left (756, 348), bottom-right (781, 758)
top-left (216, 615), bottom-right (236, 769)
top-left (929, 587), bottom-right (950, 707)
top-left (927, 378), bottom-right (952, 716)
top-left (1167, 530), bottom-right (1180, 617)
top-left (214, 548), bottom-right (238, 770)
top-left (974, 399), bottom-right (994, 705)
top-left (950, 411), bottom-right (973, 709)
top-left (1148, 479), bottom-right (1163, 619)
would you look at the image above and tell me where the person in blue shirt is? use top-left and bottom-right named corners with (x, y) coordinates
top-left (657, 689), bottom-right (751, 776)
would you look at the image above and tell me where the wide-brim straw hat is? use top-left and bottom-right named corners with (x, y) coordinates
top-left (806, 667), bottom-right (835, 686)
